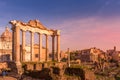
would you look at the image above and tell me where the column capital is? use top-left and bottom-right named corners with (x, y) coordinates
top-left (12, 25), bottom-right (20, 32)
top-left (21, 29), bottom-right (26, 32)
top-left (45, 34), bottom-right (48, 36)
top-left (55, 30), bottom-right (60, 36)
top-left (57, 34), bottom-right (60, 37)
top-left (51, 35), bottom-right (55, 37)
top-left (11, 26), bottom-right (15, 31)
top-left (38, 32), bottom-right (43, 34)
top-left (30, 31), bottom-right (34, 34)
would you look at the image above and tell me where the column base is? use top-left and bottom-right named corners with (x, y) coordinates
top-left (58, 59), bottom-right (60, 62)
top-left (15, 61), bottom-right (23, 74)
top-left (39, 59), bottom-right (44, 62)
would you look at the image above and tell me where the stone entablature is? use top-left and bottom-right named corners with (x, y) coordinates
top-left (10, 20), bottom-right (60, 36)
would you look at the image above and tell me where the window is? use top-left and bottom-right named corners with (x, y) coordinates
top-left (35, 54), bottom-right (39, 58)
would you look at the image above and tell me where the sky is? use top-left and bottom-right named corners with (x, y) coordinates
top-left (0, 0), bottom-right (120, 51)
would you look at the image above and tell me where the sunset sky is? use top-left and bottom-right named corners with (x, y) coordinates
top-left (0, 0), bottom-right (120, 51)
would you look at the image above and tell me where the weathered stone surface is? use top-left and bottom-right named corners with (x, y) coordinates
top-left (23, 76), bottom-right (33, 80)
top-left (28, 20), bottom-right (47, 30)
top-left (44, 63), bottom-right (48, 68)
top-left (0, 62), bottom-right (8, 69)
top-left (36, 64), bottom-right (42, 70)
top-left (84, 69), bottom-right (95, 80)
top-left (0, 76), bottom-right (17, 80)
top-left (27, 63), bottom-right (34, 70)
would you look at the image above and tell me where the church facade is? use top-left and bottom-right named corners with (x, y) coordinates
top-left (0, 27), bottom-right (12, 61)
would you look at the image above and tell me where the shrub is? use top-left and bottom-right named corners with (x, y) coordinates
top-left (65, 67), bottom-right (85, 80)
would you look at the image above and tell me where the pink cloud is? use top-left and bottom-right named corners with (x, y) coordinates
top-left (53, 16), bottom-right (120, 51)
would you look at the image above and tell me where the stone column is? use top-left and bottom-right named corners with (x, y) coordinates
top-left (45, 34), bottom-right (49, 61)
top-left (39, 33), bottom-right (42, 62)
top-left (57, 35), bottom-right (60, 62)
top-left (11, 27), bottom-right (15, 61)
top-left (15, 26), bottom-right (23, 74)
top-left (10, 23), bottom-right (22, 74)
top-left (22, 30), bottom-right (26, 61)
top-left (52, 35), bottom-right (55, 61)
top-left (31, 32), bottom-right (34, 61)
top-left (15, 26), bottom-right (20, 62)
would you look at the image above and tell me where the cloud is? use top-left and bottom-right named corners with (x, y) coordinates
top-left (54, 16), bottom-right (120, 51)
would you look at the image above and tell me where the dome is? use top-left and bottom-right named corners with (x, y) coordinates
top-left (1, 27), bottom-right (12, 41)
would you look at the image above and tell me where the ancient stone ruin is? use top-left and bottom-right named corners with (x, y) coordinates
top-left (9, 20), bottom-right (61, 74)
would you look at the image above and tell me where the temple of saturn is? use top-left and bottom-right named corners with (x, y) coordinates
top-left (9, 20), bottom-right (60, 64)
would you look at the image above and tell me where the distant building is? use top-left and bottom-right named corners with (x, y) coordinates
top-left (107, 46), bottom-right (120, 61)
top-left (80, 47), bottom-right (104, 62)
top-left (107, 46), bottom-right (116, 56)
top-left (21, 44), bottom-right (46, 62)
top-left (60, 51), bottom-right (68, 59)
top-left (112, 51), bottom-right (120, 61)
top-left (0, 27), bottom-right (12, 61)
